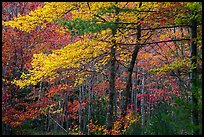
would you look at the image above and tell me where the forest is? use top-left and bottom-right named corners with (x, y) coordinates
top-left (2, 2), bottom-right (202, 135)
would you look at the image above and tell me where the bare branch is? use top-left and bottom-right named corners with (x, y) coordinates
top-left (118, 38), bottom-right (191, 47)
top-left (49, 115), bottom-right (68, 134)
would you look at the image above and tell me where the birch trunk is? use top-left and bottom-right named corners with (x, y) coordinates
top-left (78, 85), bottom-right (83, 132)
top-left (133, 66), bottom-right (138, 116)
top-left (141, 68), bottom-right (145, 135)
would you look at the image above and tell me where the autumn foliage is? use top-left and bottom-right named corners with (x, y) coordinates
top-left (2, 2), bottom-right (202, 135)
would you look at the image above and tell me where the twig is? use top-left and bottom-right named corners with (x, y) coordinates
top-left (49, 115), bottom-right (68, 134)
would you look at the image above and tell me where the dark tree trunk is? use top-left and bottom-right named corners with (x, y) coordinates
top-left (106, 4), bottom-right (118, 133)
top-left (123, 25), bottom-right (141, 117)
top-left (190, 19), bottom-right (199, 135)
top-left (107, 42), bottom-right (116, 132)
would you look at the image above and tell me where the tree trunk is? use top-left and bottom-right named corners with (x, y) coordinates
top-left (190, 18), bottom-right (199, 135)
top-left (87, 76), bottom-right (92, 135)
top-left (123, 24), bottom-right (141, 117)
top-left (64, 90), bottom-right (69, 134)
top-left (141, 68), bottom-right (145, 135)
top-left (106, 5), bottom-right (118, 133)
top-left (114, 88), bottom-right (117, 121)
top-left (78, 85), bottom-right (83, 132)
top-left (133, 65), bottom-right (138, 116)
top-left (106, 43), bottom-right (116, 132)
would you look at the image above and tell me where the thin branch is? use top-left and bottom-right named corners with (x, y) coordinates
top-left (115, 59), bottom-right (128, 69)
top-left (141, 25), bottom-right (190, 30)
top-left (118, 38), bottom-right (190, 47)
top-left (94, 14), bottom-right (106, 22)
top-left (147, 44), bottom-right (168, 61)
top-left (87, 2), bottom-right (91, 10)
top-left (164, 42), bottom-right (175, 53)
top-left (139, 2), bottom-right (142, 8)
top-left (115, 22), bottom-right (139, 25)
top-left (118, 25), bottom-right (190, 30)
top-left (49, 115), bottom-right (68, 134)
top-left (170, 71), bottom-right (189, 88)
top-left (131, 10), bottom-right (157, 12)
top-left (121, 2), bottom-right (129, 9)
top-left (155, 43), bottom-right (169, 61)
